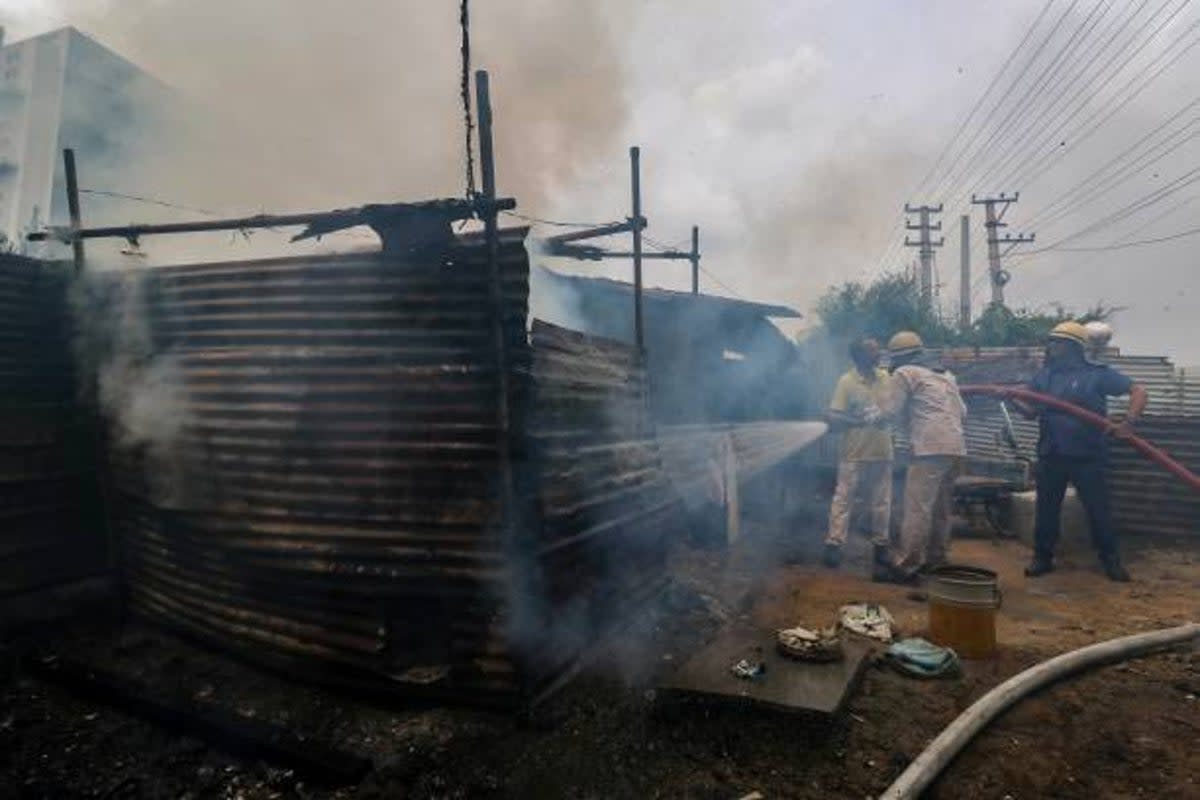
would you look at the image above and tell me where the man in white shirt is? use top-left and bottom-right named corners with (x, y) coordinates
top-left (876, 331), bottom-right (967, 584)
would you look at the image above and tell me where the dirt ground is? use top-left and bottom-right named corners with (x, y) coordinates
top-left (2, 527), bottom-right (1198, 799)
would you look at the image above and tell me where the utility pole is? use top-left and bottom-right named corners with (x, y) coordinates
top-left (959, 215), bottom-right (971, 332)
top-left (690, 225), bottom-right (700, 295)
top-left (971, 192), bottom-right (1035, 307)
top-left (904, 203), bottom-right (944, 310)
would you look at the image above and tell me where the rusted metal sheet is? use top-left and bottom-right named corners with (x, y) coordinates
top-left (0, 254), bottom-right (104, 599)
top-left (110, 233), bottom-right (677, 707)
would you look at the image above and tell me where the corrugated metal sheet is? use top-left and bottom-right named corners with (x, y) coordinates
top-left (109, 232), bottom-right (678, 707)
top-left (0, 254), bottom-right (104, 597)
top-left (520, 321), bottom-right (680, 696)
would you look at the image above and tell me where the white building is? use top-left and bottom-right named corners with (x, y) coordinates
top-left (0, 27), bottom-right (174, 253)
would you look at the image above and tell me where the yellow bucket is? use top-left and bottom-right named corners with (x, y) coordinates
top-left (926, 565), bottom-right (1001, 659)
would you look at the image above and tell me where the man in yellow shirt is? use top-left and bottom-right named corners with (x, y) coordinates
top-left (823, 337), bottom-right (894, 568)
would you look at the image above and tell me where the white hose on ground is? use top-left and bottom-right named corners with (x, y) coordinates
top-left (881, 622), bottom-right (1200, 800)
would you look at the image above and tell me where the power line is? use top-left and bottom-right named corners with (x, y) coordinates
top-left (698, 264), bottom-right (744, 299)
top-left (1106, 192), bottom-right (1199, 241)
top-left (1019, 95), bottom-right (1200, 226)
top-left (500, 210), bottom-right (623, 229)
top-left (1028, 123), bottom-right (1200, 232)
top-left (78, 188), bottom-right (219, 217)
top-left (940, 0), bottom-right (1116, 201)
top-left (867, 0), bottom-right (1060, 277)
top-left (1015, 162), bottom-right (1200, 253)
top-left (1050, 223), bottom-right (1200, 251)
top-left (967, 0), bottom-right (1149, 195)
top-left (1002, 2), bottom-right (1200, 193)
top-left (945, 0), bottom-right (1177, 223)
top-left (928, 0), bottom-right (1084, 202)
top-left (912, 0), bottom-right (1060, 201)
top-left (941, 0), bottom-right (1180, 227)
top-left (946, 0), bottom-right (1196, 258)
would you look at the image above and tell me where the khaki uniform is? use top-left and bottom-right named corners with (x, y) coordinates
top-left (825, 368), bottom-right (894, 549)
top-left (887, 364), bottom-right (967, 575)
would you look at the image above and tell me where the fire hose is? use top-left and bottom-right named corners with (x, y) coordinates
top-left (960, 384), bottom-right (1200, 493)
top-left (880, 622), bottom-right (1200, 800)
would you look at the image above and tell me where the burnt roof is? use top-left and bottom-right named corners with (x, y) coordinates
top-left (536, 266), bottom-right (801, 320)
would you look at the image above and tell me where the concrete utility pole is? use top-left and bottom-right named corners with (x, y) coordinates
top-left (959, 215), bottom-right (971, 332)
top-left (971, 192), bottom-right (1035, 307)
top-left (904, 203), bottom-right (944, 310)
top-left (690, 225), bottom-right (700, 295)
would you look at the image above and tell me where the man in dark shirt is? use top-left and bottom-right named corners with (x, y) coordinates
top-left (1015, 322), bottom-right (1148, 582)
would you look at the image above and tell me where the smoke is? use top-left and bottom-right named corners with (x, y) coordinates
top-left (69, 268), bottom-right (194, 507)
top-left (5, 0), bottom-right (632, 265)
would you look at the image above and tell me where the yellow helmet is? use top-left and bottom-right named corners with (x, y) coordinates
top-left (1048, 321), bottom-right (1088, 347)
top-left (887, 330), bottom-right (924, 358)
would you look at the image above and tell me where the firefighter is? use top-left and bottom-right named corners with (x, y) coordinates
top-left (875, 331), bottom-right (967, 584)
top-left (1014, 321), bottom-right (1147, 582)
top-left (822, 337), bottom-right (894, 569)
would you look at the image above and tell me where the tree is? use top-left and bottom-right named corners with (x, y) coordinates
top-left (813, 272), bottom-right (1119, 348)
top-left (814, 273), bottom-right (956, 345)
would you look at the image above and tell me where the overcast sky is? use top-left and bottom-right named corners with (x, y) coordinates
top-left (4, 0), bottom-right (1198, 365)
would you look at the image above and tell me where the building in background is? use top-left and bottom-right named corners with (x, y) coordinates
top-left (0, 26), bottom-right (175, 254)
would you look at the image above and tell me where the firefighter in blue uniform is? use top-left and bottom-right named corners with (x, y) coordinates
top-left (1014, 321), bottom-right (1148, 582)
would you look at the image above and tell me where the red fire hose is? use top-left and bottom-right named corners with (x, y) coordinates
top-left (960, 384), bottom-right (1200, 493)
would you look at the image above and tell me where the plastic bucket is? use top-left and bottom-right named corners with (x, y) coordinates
top-left (926, 565), bottom-right (1001, 659)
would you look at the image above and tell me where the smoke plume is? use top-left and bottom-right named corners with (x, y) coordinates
top-left (5, 0), bottom-right (631, 248)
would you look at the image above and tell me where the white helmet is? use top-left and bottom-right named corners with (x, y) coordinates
top-left (1084, 321), bottom-right (1113, 348)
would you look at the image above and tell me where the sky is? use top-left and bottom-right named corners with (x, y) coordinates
top-left (2, 0), bottom-right (1198, 365)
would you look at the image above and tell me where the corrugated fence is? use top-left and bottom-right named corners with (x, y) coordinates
top-left (103, 232), bottom-right (678, 707)
top-left (0, 254), bottom-right (104, 599)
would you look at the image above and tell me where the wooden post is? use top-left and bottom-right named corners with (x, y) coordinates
top-left (63, 149), bottom-right (85, 274)
top-left (630, 146), bottom-right (644, 351)
top-left (690, 225), bottom-right (700, 295)
top-left (474, 70), bottom-right (515, 506)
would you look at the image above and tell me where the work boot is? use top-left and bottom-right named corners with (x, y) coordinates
top-left (1102, 558), bottom-right (1131, 583)
top-left (822, 544), bottom-right (842, 569)
top-left (1024, 558), bottom-right (1055, 577)
top-left (872, 563), bottom-right (917, 586)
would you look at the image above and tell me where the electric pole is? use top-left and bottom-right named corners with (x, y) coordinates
top-left (904, 203), bottom-right (944, 310)
top-left (959, 215), bottom-right (970, 332)
top-left (971, 192), bottom-right (1034, 307)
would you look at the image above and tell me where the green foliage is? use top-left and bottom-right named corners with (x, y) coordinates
top-left (813, 272), bottom-right (1120, 348)
top-left (814, 273), bottom-right (956, 345)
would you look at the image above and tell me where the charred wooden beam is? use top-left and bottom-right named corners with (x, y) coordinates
top-left (26, 197), bottom-right (517, 259)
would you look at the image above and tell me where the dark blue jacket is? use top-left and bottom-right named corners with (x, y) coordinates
top-left (1029, 362), bottom-right (1133, 459)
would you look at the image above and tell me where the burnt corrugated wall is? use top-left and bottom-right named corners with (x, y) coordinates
top-left (106, 234), bottom-right (677, 706)
top-left (519, 321), bottom-right (678, 697)
top-left (0, 254), bottom-right (104, 599)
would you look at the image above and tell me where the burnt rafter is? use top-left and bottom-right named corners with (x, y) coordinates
top-left (26, 196), bottom-right (517, 257)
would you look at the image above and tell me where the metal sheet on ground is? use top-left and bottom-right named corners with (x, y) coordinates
top-left (657, 627), bottom-right (872, 718)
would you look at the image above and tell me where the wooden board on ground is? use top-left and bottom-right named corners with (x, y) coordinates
top-left (657, 626), bottom-right (873, 718)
